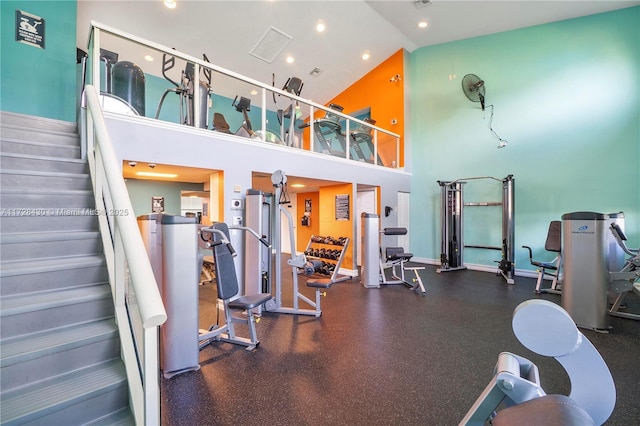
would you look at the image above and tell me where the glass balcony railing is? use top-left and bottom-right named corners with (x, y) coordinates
top-left (85, 21), bottom-right (400, 169)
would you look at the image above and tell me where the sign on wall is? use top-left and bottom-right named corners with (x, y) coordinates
top-left (335, 194), bottom-right (350, 221)
top-left (152, 196), bottom-right (164, 213)
top-left (15, 10), bottom-right (45, 49)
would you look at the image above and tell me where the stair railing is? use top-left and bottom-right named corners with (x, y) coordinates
top-left (82, 84), bottom-right (167, 426)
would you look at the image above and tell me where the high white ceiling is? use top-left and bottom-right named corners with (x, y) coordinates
top-left (77, 0), bottom-right (638, 106)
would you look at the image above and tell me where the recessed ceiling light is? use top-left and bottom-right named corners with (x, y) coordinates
top-left (316, 21), bottom-right (326, 33)
top-left (291, 183), bottom-right (306, 188)
top-left (136, 171), bottom-right (178, 178)
top-left (286, 55), bottom-right (294, 64)
top-left (361, 51), bottom-right (370, 61)
top-left (164, 0), bottom-right (176, 9)
top-left (250, 89), bottom-right (258, 95)
top-left (418, 21), bottom-right (428, 28)
top-left (144, 55), bottom-right (154, 61)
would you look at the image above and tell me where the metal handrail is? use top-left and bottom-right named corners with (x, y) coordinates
top-left (84, 84), bottom-right (166, 425)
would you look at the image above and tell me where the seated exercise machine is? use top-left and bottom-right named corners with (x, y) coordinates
top-left (460, 299), bottom-right (616, 425)
top-left (154, 53), bottom-right (212, 128)
top-left (198, 222), bottom-right (272, 351)
top-left (245, 171), bottom-right (339, 317)
top-left (271, 170), bottom-right (337, 317)
top-left (361, 213), bottom-right (426, 294)
top-left (522, 220), bottom-right (562, 294)
top-left (608, 222), bottom-right (640, 321)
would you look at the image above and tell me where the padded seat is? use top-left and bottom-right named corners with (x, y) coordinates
top-left (306, 278), bottom-right (333, 289)
top-left (492, 394), bottom-right (595, 426)
top-left (228, 293), bottom-right (272, 311)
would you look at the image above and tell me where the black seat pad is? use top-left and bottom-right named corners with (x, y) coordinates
top-left (228, 293), bottom-right (272, 311)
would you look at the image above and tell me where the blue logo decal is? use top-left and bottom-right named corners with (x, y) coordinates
top-left (578, 225), bottom-right (588, 231)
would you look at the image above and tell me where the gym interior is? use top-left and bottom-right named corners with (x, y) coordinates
top-left (0, 1), bottom-right (638, 425)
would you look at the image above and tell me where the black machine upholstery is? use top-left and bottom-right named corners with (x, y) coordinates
top-left (201, 222), bottom-right (271, 350)
top-left (522, 220), bottom-right (562, 293)
top-left (211, 222), bottom-right (271, 308)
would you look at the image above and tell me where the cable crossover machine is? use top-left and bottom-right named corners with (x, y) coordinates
top-left (436, 175), bottom-right (515, 284)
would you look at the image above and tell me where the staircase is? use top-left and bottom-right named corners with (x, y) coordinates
top-left (0, 111), bottom-right (133, 425)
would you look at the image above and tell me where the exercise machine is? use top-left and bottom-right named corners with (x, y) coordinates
top-left (301, 103), bottom-right (349, 157)
top-left (522, 221), bottom-right (562, 294)
top-left (232, 95), bottom-right (253, 138)
top-left (198, 222), bottom-right (272, 352)
top-left (608, 222), bottom-right (640, 321)
top-left (273, 76), bottom-right (303, 147)
top-left (154, 53), bottom-right (212, 128)
top-left (361, 213), bottom-right (426, 294)
top-left (460, 299), bottom-right (615, 425)
top-left (349, 118), bottom-right (383, 165)
top-left (262, 170), bottom-right (340, 317)
top-left (436, 175), bottom-right (515, 284)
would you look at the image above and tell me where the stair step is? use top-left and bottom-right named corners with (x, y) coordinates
top-left (0, 169), bottom-right (92, 190)
top-left (0, 284), bottom-right (114, 338)
top-left (1, 152), bottom-right (88, 174)
top-left (1, 319), bottom-right (120, 391)
top-left (0, 187), bottom-right (94, 208)
top-left (1, 111), bottom-right (77, 134)
top-left (84, 407), bottom-right (135, 426)
top-left (0, 359), bottom-right (128, 426)
top-left (0, 212), bottom-right (98, 233)
top-left (1, 138), bottom-right (81, 158)
top-left (0, 230), bottom-right (102, 261)
top-left (1, 123), bottom-right (79, 146)
top-left (0, 254), bottom-right (108, 296)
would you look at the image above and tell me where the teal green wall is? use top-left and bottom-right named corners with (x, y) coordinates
top-left (1, 1), bottom-right (77, 121)
top-left (409, 7), bottom-right (639, 272)
top-left (125, 179), bottom-right (203, 218)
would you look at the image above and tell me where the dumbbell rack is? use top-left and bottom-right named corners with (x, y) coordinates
top-left (303, 235), bottom-right (351, 283)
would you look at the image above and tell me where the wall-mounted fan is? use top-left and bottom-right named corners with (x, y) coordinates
top-left (462, 74), bottom-right (485, 111)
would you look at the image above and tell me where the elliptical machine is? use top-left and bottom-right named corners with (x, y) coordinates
top-left (273, 75), bottom-right (303, 147)
top-left (155, 53), bottom-right (212, 128)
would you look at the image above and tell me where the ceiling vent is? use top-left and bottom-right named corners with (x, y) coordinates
top-left (413, 0), bottom-right (432, 8)
top-left (249, 26), bottom-right (293, 64)
top-left (309, 68), bottom-right (323, 78)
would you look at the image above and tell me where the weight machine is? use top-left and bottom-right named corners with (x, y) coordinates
top-left (198, 223), bottom-right (272, 351)
top-left (608, 222), bottom-right (640, 321)
top-left (245, 170), bottom-right (334, 317)
top-left (437, 175), bottom-right (515, 284)
top-left (361, 213), bottom-right (426, 294)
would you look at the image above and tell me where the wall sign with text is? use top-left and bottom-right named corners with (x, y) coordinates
top-left (16, 10), bottom-right (45, 49)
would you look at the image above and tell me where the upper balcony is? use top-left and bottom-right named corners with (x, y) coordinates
top-left (84, 21), bottom-right (402, 170)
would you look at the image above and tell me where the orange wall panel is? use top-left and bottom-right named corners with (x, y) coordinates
top-left (318, 183), bottom-right (354, 270)
top-left (326, 49), bottom-right (406, 167)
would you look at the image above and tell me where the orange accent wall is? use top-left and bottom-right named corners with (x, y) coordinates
top-left (318, 183), bottom-right (354, 270)
top-left (325, 48), bottom-right (406, 168)
top-left (296, 192), bottom-right (320, 251)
